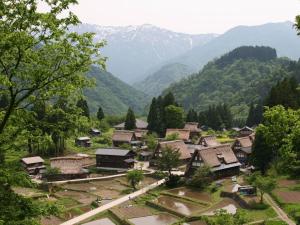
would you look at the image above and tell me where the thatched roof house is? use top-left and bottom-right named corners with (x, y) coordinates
top-left (198, 135), bottom-right (220, 147)
top-left (152, 140), bottom-right (191, 164)
top-left (112, 130), bottom-right (137, 147)
top-left (186, 144), bottom-right (241, 178)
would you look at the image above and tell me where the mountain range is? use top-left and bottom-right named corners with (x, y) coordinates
top-left (137, 21), bottom-right (300, 96)
top-left (71, 24), bottom-right (216, 84)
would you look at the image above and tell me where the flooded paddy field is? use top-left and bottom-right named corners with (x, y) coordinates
top-left (156, 196), bottom-right (205, 216)
top-left (129, 213), bottom-right (178, 225)
top-left (82, 218), bottom-right (116, 225)
top-left (167, 187), bottom-right (212, 203)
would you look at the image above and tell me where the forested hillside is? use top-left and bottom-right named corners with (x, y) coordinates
top-left (84, 66), bottom-right (149, 115)
top-left (135, 63), bottom-right (194, 96)
top-left (164, 46), bottom-right (292, 118)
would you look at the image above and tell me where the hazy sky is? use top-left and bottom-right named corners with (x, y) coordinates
top-left (40, 0), bottom-right (300, 34)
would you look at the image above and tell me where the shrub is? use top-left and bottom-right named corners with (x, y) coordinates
top-left (165, 174), bottom-right (181, 188)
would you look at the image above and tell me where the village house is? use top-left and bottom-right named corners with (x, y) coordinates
top-left (232, 134), bottom-right (255, 166)
top-left (165, 128), bottom-right (191, 143)
top-left (198, 135), bottom-right (220, 147)
top-left (21, 156), bottom-right (46, 175)
top-left (238, 126), bottom-right (254, 137)
top-left (75, 136), bottom-right (91, 147)
top-left (185, 144), bottom-right (241, 178)
top-left (89, 128), bottom-right (101, 136)
top-left (114, 119), bottom-right (148, 130)
top-left (151, 140), bottom-right (191, 166)
top-left (50, 153), bottom-right (95, 175)
top-left (95, 148), bottom-right (136, 170)
top-left (112, 130), bottom-right (138, 147)
top-left (184, 122), bottom-right (202, 139)
top-left (134, 129), bottom-right (148, 141)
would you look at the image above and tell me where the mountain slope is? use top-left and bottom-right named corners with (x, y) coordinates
top-left (135, 63), bottom-right (194, 96)
top-left (84, 66), bottom-right (149, 115)
top-left (167, 21), bottom-right (300, 72)
top-left (163, 46), bottom-right (291, 118)
top-left (72, 24), bottom-right (216, 83)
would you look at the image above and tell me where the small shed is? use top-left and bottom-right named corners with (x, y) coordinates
top-left (89, 128), bottom-right (101, 136)
top-left (21, 156), bottom-right (46, 175)
top-left (75, 137), bottom-right (91, 147)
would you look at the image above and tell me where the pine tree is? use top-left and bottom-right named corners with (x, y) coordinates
top-left (163, 92), bottom-right (176, 107)
top-left (124, 108), bottom-right (136, 130)
top-left (76, 98), bottom-right (90, 118)
top-left (97, 106), bottom-right (105, 121)
top-left (147, 98), bottom-right (159, 132)
top-left (246, 102), bottom-right (255, 127)
top-left (186, 109), bottom-right (198, 122)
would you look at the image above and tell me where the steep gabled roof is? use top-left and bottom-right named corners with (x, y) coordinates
top-left (184, 122), bottom-right (202, 132)
top-left (157, 140), bottom-right (191, 160)
top-left (236, 136), bottom-right (253, 148)
top-left (199, 135), bottom-right (220, 147)
top-left (134, 129), bottom-right (148, 139)
top-left (199, 144), bottom-right (238, 167)
top-left (112, 130), bottom-right (136, 142)
top-left (166, 129), bottom-right (191, 141)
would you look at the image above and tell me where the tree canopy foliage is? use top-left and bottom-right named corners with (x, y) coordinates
top-left (164, 46), bottom-right (291, 120)
top-left (124, 108), bottom-right (136, 130)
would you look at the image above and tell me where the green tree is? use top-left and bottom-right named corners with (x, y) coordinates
top-left (157, 146), bottom-right (181, 177)
top-left (144, 133), bottom-right (158, 151)
top-left (165, 132), bottom-right (180, 141)
top-left (0, 0), bottom-right (105, 159)
top-left (251, 130), bottom-right (273, 175)
top-left (147, 98), bottom-right (159, 133)
top-left (187, 165), bottom-right (212, 189)
top-left (186, 109), bottom-right (198, 122)
top-left (76, 98), bottom-right (90, 119)
top-left (254, 175), bottom-right (277, 203)
top-left (97, 106), bottom-right (105, 121)
top-left (164, 105), bottom-right (184, 129)
top-left (124, 108), bottom-right (136, 130)
top-left (206, 210), bottom-right (248, 225)
top-left (126, 170), bottom-right (144, 190)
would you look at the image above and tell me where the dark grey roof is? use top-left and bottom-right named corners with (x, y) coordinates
top-left (95, 148), bottom-right (131, 156)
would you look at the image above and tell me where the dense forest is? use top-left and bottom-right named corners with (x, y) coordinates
top-left (164, 46), bottom-right (292, 119)
top-left (84, 66), bottom-right (149, 115)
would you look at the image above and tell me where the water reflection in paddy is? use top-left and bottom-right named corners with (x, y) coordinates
top-left (168, 187), bottom-right (211, 202)
top-left (156, 196), bottom-right (203, 215)
top-left (129, 214), bottom-right (177, 225)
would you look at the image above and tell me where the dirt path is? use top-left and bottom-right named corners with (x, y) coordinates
top-left (264, 194), bottom-right (296, 225)
top-left (60, 178), bottom-right (165, 225)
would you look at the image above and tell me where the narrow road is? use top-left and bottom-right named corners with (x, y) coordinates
top-left (60, 178), bottom-right (165, 225)
top-left (264, 194), bottom-right (296, 225)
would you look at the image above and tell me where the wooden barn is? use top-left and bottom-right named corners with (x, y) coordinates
top-left (186, 144), bottom-right (241, 178)
top-left (112, 130), bottom-right (137, 147)
top-left (238, 126), bottom-right (254, 137)
top-left (21, 156), bottom-right (46, 175)
top-left (232, 134), bottom-right (255, 166)
top-left (198, 135), bottom-right (220, 147)
top-left (75, 137), bottom-right (91, 147)
top-left (95, 148), bottom-right (136, 170)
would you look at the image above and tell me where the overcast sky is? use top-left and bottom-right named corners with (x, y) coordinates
top-left (40, 0), bottom-right (300, 34)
